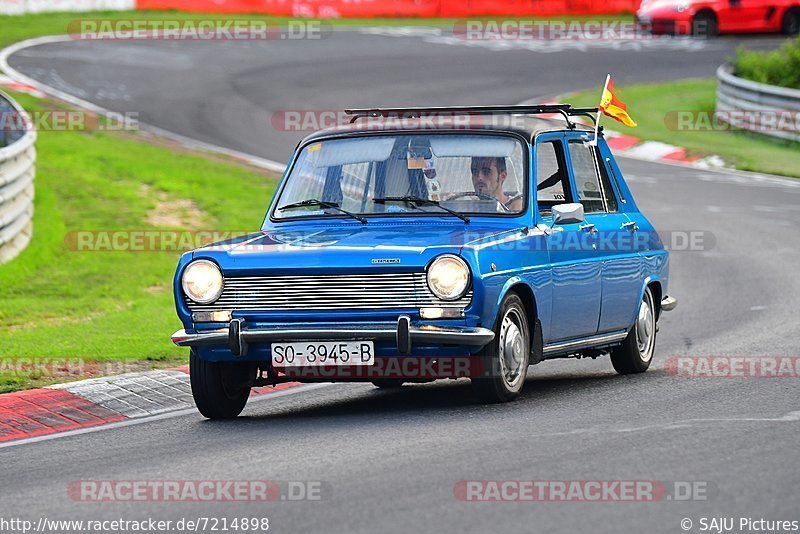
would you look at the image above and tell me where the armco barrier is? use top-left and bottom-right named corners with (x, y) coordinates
top-left (134, 0), bottom-right (640, 17)
top-left (0, 90), bottom-right (36, 264)
top-left (716, 63), bottom-right (800, 143)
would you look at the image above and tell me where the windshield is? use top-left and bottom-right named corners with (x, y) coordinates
top-left (272, 134), bottom-right (527, 221)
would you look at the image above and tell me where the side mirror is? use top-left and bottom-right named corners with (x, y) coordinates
top-left (552, 203), bottom-right (585, 225)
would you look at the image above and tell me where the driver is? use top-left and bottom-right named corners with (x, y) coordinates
top-left (470, 156), bottom-right (522, 211)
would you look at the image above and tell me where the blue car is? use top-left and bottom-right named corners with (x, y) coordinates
top-left (171, 104), bottom-right (677, 419)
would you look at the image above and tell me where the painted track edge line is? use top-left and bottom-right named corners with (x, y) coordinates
top-left (0, 383), bottom-right (332, 449)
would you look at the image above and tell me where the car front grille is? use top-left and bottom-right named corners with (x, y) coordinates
top-left (184, 272), bottom-right (472, 312)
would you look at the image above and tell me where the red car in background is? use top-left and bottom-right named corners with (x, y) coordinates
top-left (636, 0), bottom-right (800, 36)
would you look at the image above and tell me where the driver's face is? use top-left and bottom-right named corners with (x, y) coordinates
top-left (471, 158), bottom-right (505, 197)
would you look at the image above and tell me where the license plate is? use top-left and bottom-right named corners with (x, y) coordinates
top-left (270, 341), bottom-right (374, 368)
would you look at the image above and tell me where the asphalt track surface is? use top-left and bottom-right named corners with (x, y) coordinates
top-left (2, 28), bottom-right (800, 534)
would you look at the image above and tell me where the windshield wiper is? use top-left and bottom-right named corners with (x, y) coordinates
top-left (278, 199), bottom-right (366, 224)
top-left (373, 196), bottom-right (470, 223)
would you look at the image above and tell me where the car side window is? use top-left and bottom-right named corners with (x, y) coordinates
top-left (594, 148), bottom-right (619, 212)
top-left (568, 141), bottom-right (606, 214)
top-left (535, 140), bottom-right (571, 218)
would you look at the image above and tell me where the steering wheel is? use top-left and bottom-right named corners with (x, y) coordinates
top-left (446, 191), bottom-right (510, 212)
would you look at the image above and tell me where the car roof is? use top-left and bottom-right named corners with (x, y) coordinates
top-left (300, 113), bottom-right (595, 145)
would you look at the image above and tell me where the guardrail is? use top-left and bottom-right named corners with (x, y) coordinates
top-left (716, 63), bottom-right (800, 143)
top-left (0, 89), bottom-right (36, 264)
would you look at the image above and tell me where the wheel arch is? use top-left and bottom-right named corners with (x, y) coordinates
top-left (692, 7), bottom-right (719, 35)
top-left (783, 5), bottom-right (800, 32)
top-left (643, 276), bottom-right (663, 321)
top-left (694, 7), bottom-right (718, 20)
top-left (494, 278), bottom-right (542, 360)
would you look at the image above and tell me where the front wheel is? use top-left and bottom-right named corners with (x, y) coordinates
top-left (782, 8), bottom-right (800, 35)
top-left (610, 286), bottom-right (657, 374)
top-left (190, 349), bottom-right (253, 419)
top-left (471, 293), bottom-right (530, 403)
top-left (692, 11), bottom-right (718, 38)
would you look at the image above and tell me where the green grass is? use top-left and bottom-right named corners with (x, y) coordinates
top-left (0, 10), bottom-right (632, 49)
top-left (735, 37), bottom-right (800, 90)
top-left (566, 78), bottom-right (800, 178)
top-left (0, 91), bottom-right (279, 392)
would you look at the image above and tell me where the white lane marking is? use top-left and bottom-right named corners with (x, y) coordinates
top-left (508, 410), bottom-right (800, 439)
top-left (614, 410), bottom-right (800, 431)
top-left (359, 26), bottom-right (443, 37)
top-left (622, 140), bottom-right (684, 160)
top-left (359, 26), bottom-right (712, 53)
top-left (693, 155), bottom-right (727, 169)
top-left (635, 157), bottom-right (800, 189)
top-left (0, 383), bottom-right (333, 449)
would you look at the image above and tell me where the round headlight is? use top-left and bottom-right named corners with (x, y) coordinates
top-left (182, 260), bottom-right (223, 304)
top-left (427, 255), bottom-right (470, 301)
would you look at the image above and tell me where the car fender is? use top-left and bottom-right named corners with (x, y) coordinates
top-left (173, 251), bottom-right (197, 329)
top-left (629, 274), bottom-right (664, 328)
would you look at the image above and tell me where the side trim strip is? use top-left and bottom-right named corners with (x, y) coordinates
top-left (543, 331), bottom-right (628, 355)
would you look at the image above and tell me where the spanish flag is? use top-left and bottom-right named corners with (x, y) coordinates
top-left (599, 75), bottom-right (637, 127)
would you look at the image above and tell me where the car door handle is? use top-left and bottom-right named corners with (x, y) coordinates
top-left (579, 223), bottom-right (597, 234)
top-left (621, 221), bottom-right (638, 231)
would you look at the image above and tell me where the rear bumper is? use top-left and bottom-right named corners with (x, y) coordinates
top-left (172, 316), bottom-right (495, 357)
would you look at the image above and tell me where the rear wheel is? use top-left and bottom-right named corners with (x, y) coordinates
top-left (782, 8), bottom-right (800, 35)
top-left (610, 286), bottom-right (657, 374)
top-left (190, 349), bottom-right (253, 419)
top-left (692, 10), bottom-right (718, 37)
top-left (372, 379), bottom-right (404, 389)
top-left (471, 293), bottom-right (530, 403)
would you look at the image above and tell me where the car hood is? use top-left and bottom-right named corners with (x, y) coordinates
top-left (192, 221), bottom-right (519, 274)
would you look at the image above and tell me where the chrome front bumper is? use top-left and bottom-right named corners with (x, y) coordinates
top-left (661, 296), bottom-right (678, 312)
top-left (171, 315), bottom-right (495, 357)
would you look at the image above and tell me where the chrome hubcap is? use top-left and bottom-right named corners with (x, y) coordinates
top-left (498, 308), bottom-right (526, 388)
top-left (635, 293), bottom-right (655, 361)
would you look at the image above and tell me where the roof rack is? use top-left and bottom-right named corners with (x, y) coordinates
top-left (344, 104), bottom-right (598, 129)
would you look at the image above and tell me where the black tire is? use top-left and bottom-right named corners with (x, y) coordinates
top-left (692, 11), bottom-right (719, 38)
top-left (610, 286), bottom-right (657, 374)
top-left (190, 349), bottom-right (252, 419)
top-left (782, 8), bottom-right (800, 35)
top-left (471, 293), bottom-right (530, 403)
top-left (372, 379), bottom-right (404, 389)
